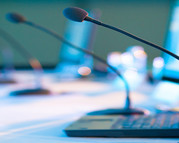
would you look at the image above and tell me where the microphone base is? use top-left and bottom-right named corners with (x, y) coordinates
top-left (87, 108), bottom-right (149, 115)
top-left (0, 78), bottom-right (16, 84)
top-left (10, 88), bottom-right (51, 96)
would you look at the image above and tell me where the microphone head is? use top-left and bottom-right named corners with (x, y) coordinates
top-left (63, 7), bottom-right (88, 22)
top-left (6, 12), bottom-right (26, 23)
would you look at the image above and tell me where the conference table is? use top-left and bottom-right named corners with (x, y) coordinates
top-left (0, 70), bottom-right (178, 143)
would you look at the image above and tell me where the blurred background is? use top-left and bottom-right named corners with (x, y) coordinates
top-left (0, 0), bottom-right (170, 70)
top-left (0, 1), bottom-right (179, 140)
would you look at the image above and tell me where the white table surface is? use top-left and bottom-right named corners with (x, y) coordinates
top-left (0, 71), bottom-right (178, 143)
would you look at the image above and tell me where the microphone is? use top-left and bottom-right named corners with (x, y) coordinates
top-left (0, 28), bottom-right (50, 95)
top-left (6, 12), bottom-right (147, 115)
top-left (0, 46), bottom-right (15, 84)
top-left (63, 7), bottom-right (179, 61)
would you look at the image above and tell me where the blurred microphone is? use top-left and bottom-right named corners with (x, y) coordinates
top-left (6, 12), bottom-right (147, 115)
top-left (63, 7), bottom-right (179, 61)
top-left (0, 28), bottom-right (50, 95)
top-left (0, 29), bottom-right (16, 83)
top-left (0, 46), bottom-right (15, 84)
top-left (1, 48), bottom-right (14, 75)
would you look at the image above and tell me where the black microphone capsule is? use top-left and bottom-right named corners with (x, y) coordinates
top-left (63, 7), bottom-right (88, 22)
top-left (6, 13), bottom-right (26, 23)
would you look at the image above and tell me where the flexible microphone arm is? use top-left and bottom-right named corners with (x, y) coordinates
top-left (6, 13), bottom-right (131, 110)
top-left (25, 21), bottom-right (131, 109)
top-left (63, 7), bottom-right (179, 61)
top-left (85, 17), bottom-right (179, 61)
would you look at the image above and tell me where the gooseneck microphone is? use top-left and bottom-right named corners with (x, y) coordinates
top-left (0, 46), bottom-right (15, 84)
top-left (6, 12), bottom-right (146, 115)
top-left (0, 28), bottom-right (50, 95)
top-left (63, 7), bottom-right (179, 61)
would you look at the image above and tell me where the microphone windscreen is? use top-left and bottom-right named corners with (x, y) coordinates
top-left (63, 7), bottom-right (88, 22)
top-left (6, 13), bottom-right (26, 23)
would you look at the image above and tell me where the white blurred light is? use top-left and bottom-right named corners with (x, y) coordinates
top-left (171, 21), bottom-right (179, 31)
top-left (153, 57), bottom-right (164, 69)
top-left (128, 46), bottom-right (147, 59)
top-left (121, 52), bottom-right (133, 66)
top-left (107, 52), bottom-right (121, 67)
top-left (129, 45), bottom-right (144, 53)
top-left (124, 70), bottom-right (138, 79)
top-left (133, 50), bottom-right (147, 59)
top-left (78, 66), bottom-right (91, 76)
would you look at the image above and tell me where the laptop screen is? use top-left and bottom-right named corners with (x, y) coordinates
top-left (163, 0), bottom-right (179, 80)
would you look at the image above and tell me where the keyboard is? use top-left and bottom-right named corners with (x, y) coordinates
top-left (65, 112), bottom-right (179, 137)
